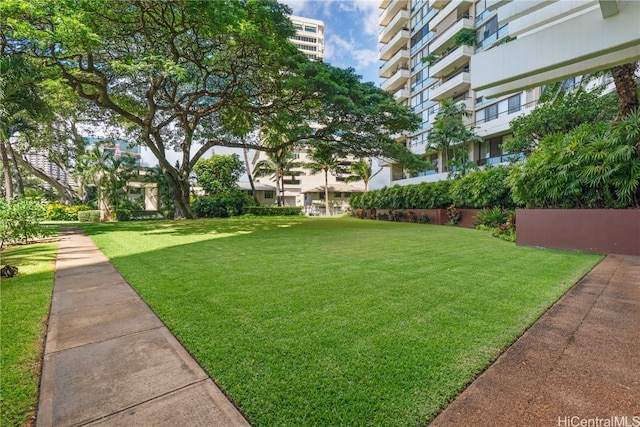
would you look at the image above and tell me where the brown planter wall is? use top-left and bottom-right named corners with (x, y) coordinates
top-left (516, 209), bottom-right (640, 255)
top-left (361, 209), bottom-right (480, 228)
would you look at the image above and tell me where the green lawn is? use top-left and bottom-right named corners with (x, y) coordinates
top-left (79, 216), bottom-right (601, 426)
top-left (1, 242), bottom-right (57, 427)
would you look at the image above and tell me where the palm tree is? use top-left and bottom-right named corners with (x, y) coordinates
top-left (306, 143), bottom-right (346, 216)
top-left (253, 148), bottom-right (304, 206)
top-left (611, 61), bottom-right (639, 124)
top-left (344, 158), bottom-right (377, 192)
top-left (427, 98), bottom-right (481, 175)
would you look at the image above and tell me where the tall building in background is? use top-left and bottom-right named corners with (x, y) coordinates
top-left (248, 15), bottom-right (365, 214)
top-left (289, 15), bottom-right (325, 61)
top-left (378, 0), bottom-right (542, 186)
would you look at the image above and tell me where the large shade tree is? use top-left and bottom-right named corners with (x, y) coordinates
top-left (3, 0), bottom-right (423, 217)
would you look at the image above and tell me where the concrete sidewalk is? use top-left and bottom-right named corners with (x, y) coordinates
top-left (430, 253), bottom-right (640, 426)
top-left (36, 228), bottom-right (250, 427)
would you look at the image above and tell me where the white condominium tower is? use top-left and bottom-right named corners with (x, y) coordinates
top-left (379, 0), bottom-right (541, 185)
top-left (289, 15), bottom-right (325, 62)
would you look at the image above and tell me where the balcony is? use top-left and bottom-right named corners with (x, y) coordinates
top-left (428, 17), bottom-right (474, 54)
top-left (379, 10), bottom-right (410, 44)
top-left (429, 0), bottom-right (450, 9)
top-left (381, 68), bottom-right (410, 92)
top-left (379, 0), bottom-right (392, 9)
top-left (379, 29), bottom-right (410, 61)
top-left (429, 45), bottom-right (473, 78)
top-left (379, 0), bottom-right (408, 27)
top-left (428, 0), bottom-right (473, 30)
top-left (379, 48), bottom-right (409, 78)
top-left (394, 87), bottom-right (410, 102)
top-left (430, 70), bottom-right (471, 101)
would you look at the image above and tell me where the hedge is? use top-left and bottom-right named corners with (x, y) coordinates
top-left (245, 206), bottom-right (303, 216)
top-left (77, 210), bottom-right (101, 222)
top-left (350, 166), bottom-right (515, 210)
top-left (46, 203), bottom-right (91, 221)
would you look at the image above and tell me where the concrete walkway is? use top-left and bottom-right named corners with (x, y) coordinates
top-left (430, 253), bottom-right (640, 426)
top-left (36, 228), bottom-right (250, 427)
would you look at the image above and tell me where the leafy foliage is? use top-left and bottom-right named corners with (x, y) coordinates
top-left (450, 165), bottom-right (514, 209)
top-left (508, 111), bottom-right (640, 208)
top-left (0, 198), bottom-right (52, 247)
top-left (193, 154), bottom-right (245, 195)
top-left (191, 189), bottom-right (255, 218)
top-left (427, 99), bottom-right (481, 176)
top-left (245, 206), bottom-right (303, 216)
top-left (45, 203), bottom-right (91, 221)
top-left (505, 86), bottom-right (617, 155)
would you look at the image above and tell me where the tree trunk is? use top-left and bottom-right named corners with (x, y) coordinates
top-left (324, 170), bottom-right (330, 216)
top-left (14, 154), bottom-right (77, 204)
top-left (8, 145), bottom-right (25, 197)
top-left (163, 168), bottom-right (194, 219)
top-left (243, 147), bottom-right (259, 204)
top-left (612, 61), bottom-right (639, 120)
top-left (0, 140), bottom-right (14, 200)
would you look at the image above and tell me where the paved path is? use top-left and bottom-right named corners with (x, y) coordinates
top-left (430, 253), bottom-right (640, 427)
top-left (36, 228), bottom-right (250, 427)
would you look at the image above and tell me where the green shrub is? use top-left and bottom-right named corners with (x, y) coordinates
top-left (450, 166), bottom-right (515, 209)
top-left (115, 209), bottom-right (131, 221)
top-left (0, 198), bottom-right (52, 247)
top-left (192, 190), bottom-right (255, 218)
top-left (46, 203), bottom-right (91, 221)
top-left (245, 206), bottom-right (303, 216)
top-left (509, 112), bottom-right (640, 208)
top-left (78, 210), bottom-right (101, 222)
top-left (474, 207), bottom-right (514, 228)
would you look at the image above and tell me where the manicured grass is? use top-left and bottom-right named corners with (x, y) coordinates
top-left (80, 217), bottom-right (601, 426)
top-left (1, 243), bottom-right (57, 427)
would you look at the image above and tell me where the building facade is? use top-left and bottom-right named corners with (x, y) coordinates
top-left (289, 15), bottom-right (325, 61)
top-left (378, 0), bottom-right (544, 186)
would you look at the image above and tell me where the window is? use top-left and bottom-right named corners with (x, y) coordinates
top-left (264, 191), bottom-right (275, 199)
top-left (485, 103), bottom-right (498, 122)
top-left (508, 94), bottom-right (521, 114)
top-left (304, 26), bottom-right (317, 33)
top-left (334, 192), bottom-right (342, 198)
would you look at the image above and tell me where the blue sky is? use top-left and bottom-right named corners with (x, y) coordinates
top-left (282, 0), bottom-right (381, 85)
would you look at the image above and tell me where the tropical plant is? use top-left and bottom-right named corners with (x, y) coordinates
top-left (344, 158), bottom-right (378, 192)
top-left (191, 189), bottom-right (254, 218)
top-left (427, 99), bottom-right (482, 176)
top-left (508, 111), bottom-right (640, 208)
top-left (307, 143), bottom-right (347, 216)
top-left (450, 165), bottom-right (515, 209)
top-left (611, 61), bottom-right (639, 121)
top-left (75, 143), bottom-right (138, 218)
top-left (253, 148), bottom-right (304, 207)
top-left (504, 85), bottom-right (618, 155)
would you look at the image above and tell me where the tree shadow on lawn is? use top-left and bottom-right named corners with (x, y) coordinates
top-left (76, 217), bottom-right (309, 238)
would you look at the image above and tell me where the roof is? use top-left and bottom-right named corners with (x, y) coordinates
top-left (237, 182), bottom-right (276, 191)
top-left (302, 184), bottom-right (365, 194)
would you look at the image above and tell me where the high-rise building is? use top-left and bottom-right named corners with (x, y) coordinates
top-left (378, 0), bottom-right (544, 186)
top-left (289, 15), bottom-right (325, 62)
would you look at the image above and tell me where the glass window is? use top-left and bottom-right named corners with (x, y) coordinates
top-left (508, 94), bottom-right (521, 114)
top-left (264, 191), bottom-right (275, 199)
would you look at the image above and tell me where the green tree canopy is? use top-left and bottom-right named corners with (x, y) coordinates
top-left (504, 84), bottom-right (618, 156)
top-left (3, 0), bottom-right (424, 217)
top-left (193, 154), bottom-right (245, 195)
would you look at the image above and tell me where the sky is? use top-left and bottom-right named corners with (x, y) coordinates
top-left (282, 0), bottom-right (382, 85)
